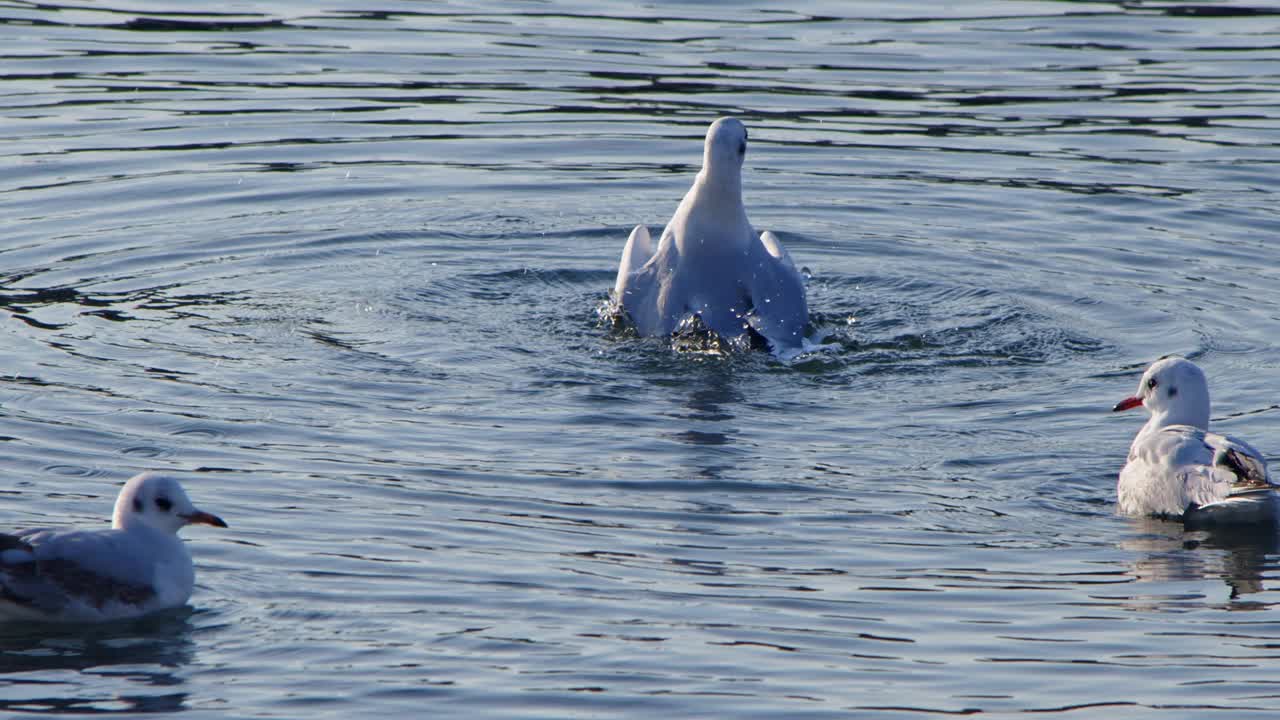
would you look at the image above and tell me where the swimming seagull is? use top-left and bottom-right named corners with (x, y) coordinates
top-left (0, 472), bottom-right (227, 623)
top-left (1113, 356), bottom-right (1278, 524)
top-left (612, 117), bottom-right (809, 353)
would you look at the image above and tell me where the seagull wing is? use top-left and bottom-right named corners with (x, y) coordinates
top-left (0, 529), bottom-right (157, 618)
top-left (1206, 431), bottom-right (1272, 490)
top-left (743, 231), bottom-right (809, 350)
top-left (614, 225), bottom-right (686, 336)
top-left (1121, 425), bottom-right (1232, 516)
top-left (613, 225), bottom-right (655, 300)
top-left (1183, 431), bottom-right (1278, 525)
top-left (1124, 425), bottom-right (1275, 520)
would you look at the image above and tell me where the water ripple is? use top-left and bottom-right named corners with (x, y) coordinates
top-left (3, 1), bottom-right (1280, 718)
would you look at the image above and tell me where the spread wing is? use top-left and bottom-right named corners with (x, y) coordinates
top-left (613, 224), bottom-right (655, 300)
top-left (613, 226), bottom-right (810, 351)
top-left (743, 231), bottom-right (809, 351)
top-left (613, 225), bottom-right (687, 337)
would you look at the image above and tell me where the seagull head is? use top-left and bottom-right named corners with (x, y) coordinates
top-left (112, 472), bottom-right (227, 534)
top-left (702, 117), bottom-right (749, 178)
top-left (1112, 356), bottom-right (1211, 429)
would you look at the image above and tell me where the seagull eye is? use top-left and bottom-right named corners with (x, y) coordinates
top-left (1146, 377), bottom-right (1158, 390)
top-left (155, 497), bottom-right (173, 512)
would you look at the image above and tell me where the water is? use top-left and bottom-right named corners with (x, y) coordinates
top-left (3, 0), bottom-right (1280, 716)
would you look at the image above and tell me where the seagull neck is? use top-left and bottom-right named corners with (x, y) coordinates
top-left (1146, 404), bottom-right (1210, 432)
top-left (112, 517), bottom-right (177, 541)
top-left (686, 171), bottom-right (747, 244)
top-left (694, 167), bottom-right (743, 205)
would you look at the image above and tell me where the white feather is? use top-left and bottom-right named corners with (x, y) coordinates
top-left (613, 118), bottom-right (809, 352)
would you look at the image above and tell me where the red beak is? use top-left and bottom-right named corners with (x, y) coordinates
top-left (1112, 396), bottom-right (1143, 412)
top-left (182, 510), bottom-right (228, 528)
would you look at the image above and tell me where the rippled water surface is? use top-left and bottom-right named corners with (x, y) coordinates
top-left (4, 0), bottom-right (1280, 716)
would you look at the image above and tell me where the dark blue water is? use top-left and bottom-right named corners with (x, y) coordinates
top-left (4, 1), bottom-right (1280, 716)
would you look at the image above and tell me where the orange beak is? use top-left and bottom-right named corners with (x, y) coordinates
top-left (1112, 396), bottom-right (1143, 412)
top-left (182, 510), bottom-right (228, 528)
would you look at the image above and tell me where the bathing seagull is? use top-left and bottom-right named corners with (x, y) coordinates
top-left (0, 472), bottom-right (227, 622)
top-left (1113, 356), bottom-right (1277, 524)
top-left (612, 117), bottom-right (809, 352)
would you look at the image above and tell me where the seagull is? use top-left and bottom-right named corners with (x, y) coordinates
top-left (1113, 356), bottom-right (1278, 525)
top-left (0, 472), bottom-right (227, 623)
top-left (612, 117), bottom-right (809, 353)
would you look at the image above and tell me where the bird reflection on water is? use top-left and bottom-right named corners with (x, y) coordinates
top-left (0, 609), bottom-right (198, 714)
top-left (1122, 517), bottom-right (1280, 605)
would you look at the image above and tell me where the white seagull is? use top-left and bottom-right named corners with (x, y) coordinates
top-left (0, 472), bottom-right (227, 623)
top-left (1113, 356), bottom-right (1277, 524)
top-left (612, 117), bottom-right (809, 353)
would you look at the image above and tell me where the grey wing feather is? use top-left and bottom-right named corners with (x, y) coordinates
top-left (0, 530), bottom-right (157, 614)
top-left (743, 231), bottom-right (809, 349)
top-left (0, 531), bottom-right (68, 614)
top-left (613, 224), bottom-right (655, 300)
top-left (615, 226), bottom-right (686, 336)
top-left (1207, 431), bottom-right (1272, 490)
top-left (759, 230), bottom-right (798, 273)
top-left (1186, 434), bottom-right (1278, 526)
top-left (1143, 426), bottom-right (1235, 512)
